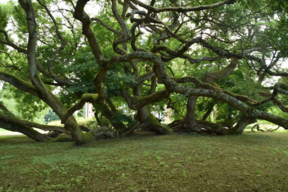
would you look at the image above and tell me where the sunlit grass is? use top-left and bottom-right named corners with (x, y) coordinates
top-left (1, 132), bottom-right (288, 191)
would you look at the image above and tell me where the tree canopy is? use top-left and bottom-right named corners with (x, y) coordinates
top-left (0, 0), bottom-right (288, 145)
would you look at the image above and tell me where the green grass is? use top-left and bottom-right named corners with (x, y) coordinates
top-left (1, 132), bottom-right (288, 192)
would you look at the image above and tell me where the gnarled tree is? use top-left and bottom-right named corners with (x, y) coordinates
top-left (1, 0), bottom-right (288, 145)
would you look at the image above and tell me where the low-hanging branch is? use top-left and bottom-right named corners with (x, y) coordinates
top-left (0, 119), bottom-right (50, 142)
top-left (0, 71), bottom-right (43, 99)
top-left (0, 112), bottom-right (69, 134)
top-left (106, 51), bottom-right (288, 129)
top-left (117, 88), bottom-right (170, 110)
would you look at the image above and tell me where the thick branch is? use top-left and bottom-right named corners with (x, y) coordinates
top-left (202, 58), bottom-right (239, 83)
top-left (73, 0), bottom-right (104, 65)
top-left (130, 0), bottom-right (236, 13)
top-left (0, 119), bottom-right (49, 142)
top-left (118, 88), bottom-right (170, 110)
top-left (36, 60), bottom-right (72, 85)
top-left (0, 112), bottom-right (69, 134)
top-left (112, 0), bottom-right (130, 55)
top-left (0, 71), bottom-right (42, 99)
top-left (107, 51), bottom-right (288, 129)
top-left (172, 76), bottom-right (222, 91)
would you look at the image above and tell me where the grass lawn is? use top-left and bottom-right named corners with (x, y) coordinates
top-left (1, 131), bottom-right (288, 192)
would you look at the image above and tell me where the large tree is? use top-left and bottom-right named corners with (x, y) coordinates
top-left (1, 0), bottom-right (288, 145)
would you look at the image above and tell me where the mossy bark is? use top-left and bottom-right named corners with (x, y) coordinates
top-left (228, 116), bottom-right (257, 134)
top-left (52, 126), bottom-right (117, 142)
top-left (174, 58), bottom-right (239, 134)
top-left (102, 51), bottom-right (288, 131)
top-left (91, 99), bottom-right (127, 131)
top-left (101, 105), bottom-right (127, 130)
top-left (0, 119), bottom-right (49, 142)
top-left (135, 107), bottom-right (169, 134)
top-left (184, 96), bottom-right (198, 131)
top-left (18, 1), bottom-right (87, 145)
top-left (169, 116), bottom-right (256, 135)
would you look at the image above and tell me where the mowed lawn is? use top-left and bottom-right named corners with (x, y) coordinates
top-left (1, 131), bottom-right (288, 192)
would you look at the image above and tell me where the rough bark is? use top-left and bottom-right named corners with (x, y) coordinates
top-left (104, 51), bottom-right (288, 131)
top-left (184, 96), bottom-right (198, 131)
top-left (134, 106), bottom-right (169, 134)
top-left (0, 119), bottom-right (49, 142)
top-left (101, 102), bottom-right (127, 131)
top-left (133, 72), bottom-right (168, 134)
top-left (0, 101), bottom-right (64, 141)
top-left (2, 0), bottom-right (287, 144)
top-left (0, 112), bottom-right (70, 134)
top-left (227, 116), bottom-right (257, 134)
top-left (19, 0), bottom-right (87, 145)
top-left (202, 101), bottom-right (216, 121)
top-left (51, 126), bottom-right (118, 142)
top-left (169, 116), bottom-right (256, 135)
top-left (181, 58), bottom-right (239, 132)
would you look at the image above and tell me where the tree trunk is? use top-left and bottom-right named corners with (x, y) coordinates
top-left (101, 104), bottom-right (127, 130)
top-left (135, 106), bottom-right (169, 134)
top-left (228, 116), bottom-right (257, 134)
top-left (94, 111), bottom-right (103, 126)
top-left (169, 58), bottom-right (240, 133)
top-left (184, 96), bottom-right (198, 131)
top-left (202, 101), bottom-right (215, 120)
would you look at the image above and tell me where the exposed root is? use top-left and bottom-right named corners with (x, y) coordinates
top-left (169, 116), bottom-right (256, 135)
top-left (47, 125), bottom-right (91, 138)
top-left (91, 126), bottom-right (117, 140)
top-left (251, 124), bottom-right (264, 132)
top-left (168, 119), bottom-right (190, 133)
top-left (119, 122), bottom-right (141, 136)
top-left (51, 126), bottom-right (119, 142)
top-left (50, 133), bottom-right (73, 142)
top-left (251, 124), bottom-right (280, 133)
